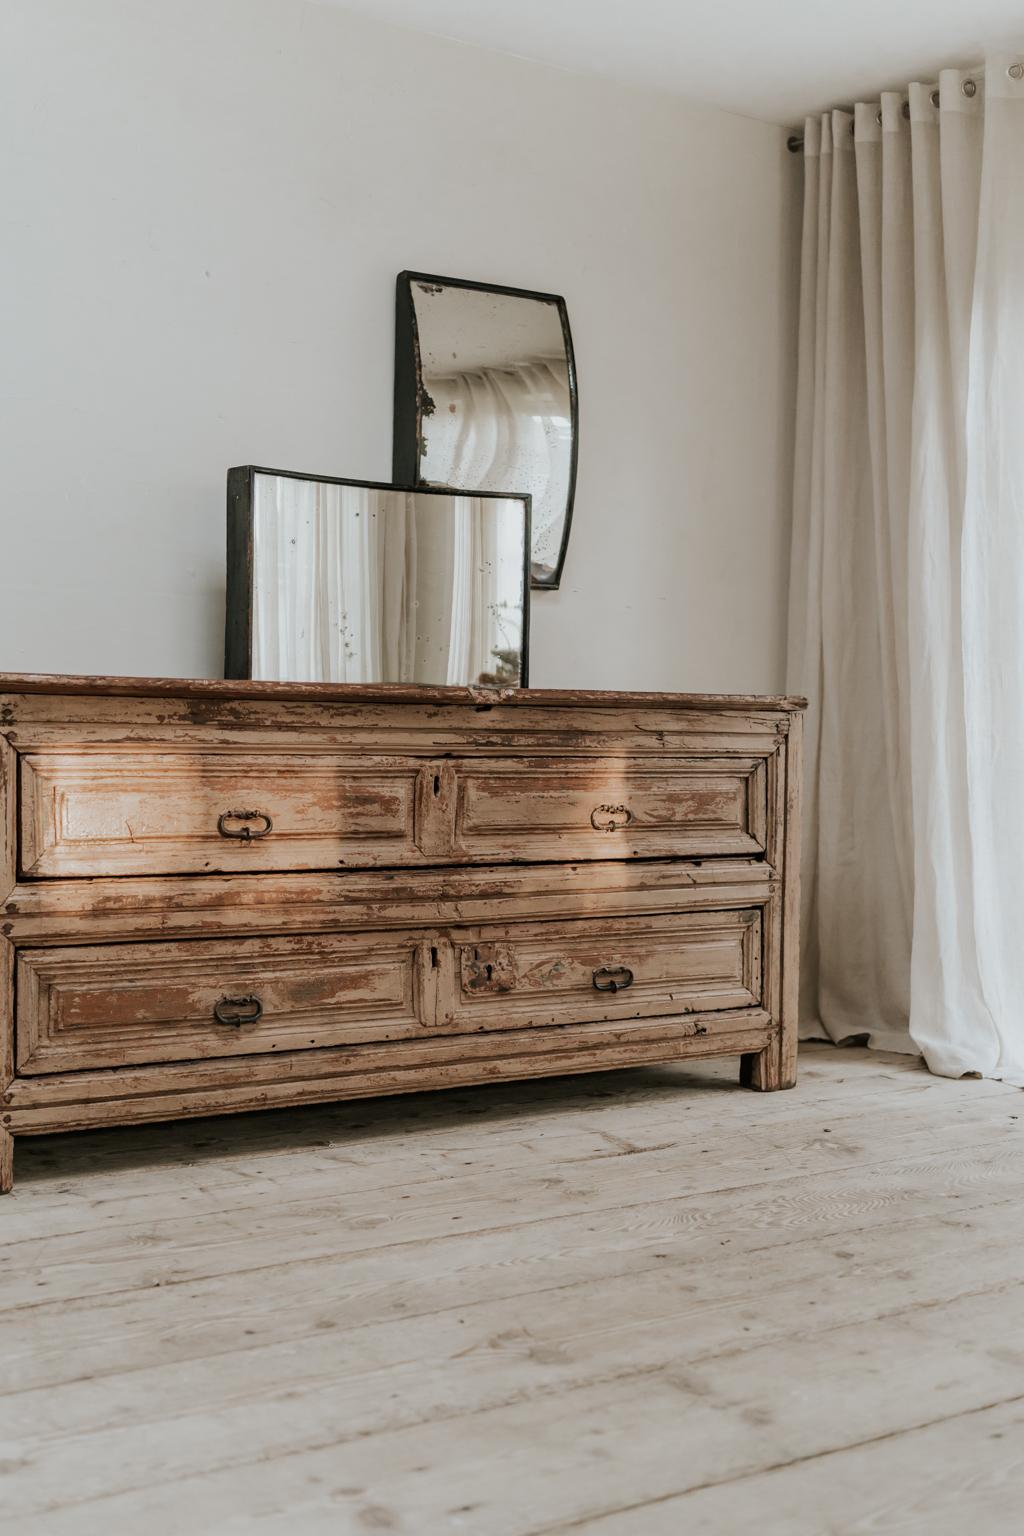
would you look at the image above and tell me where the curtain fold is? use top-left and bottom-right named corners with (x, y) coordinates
top-left (789, 56), bottom-right (1024, 1082)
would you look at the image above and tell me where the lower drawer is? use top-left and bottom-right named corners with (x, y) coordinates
top-left (16, 934), bottom-right (433, 1073)
top-left (15, 909), bottom-right (763, 1074)
top-left (441, 910), bottom-right (762, 1032)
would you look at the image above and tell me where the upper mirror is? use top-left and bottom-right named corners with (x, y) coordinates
top-left (394, 273), bottom-right (577, 590)
top-left (225, 469), bottom-right (530, 688)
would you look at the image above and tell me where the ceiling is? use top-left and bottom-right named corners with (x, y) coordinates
top-left (318, 0), bottom-right (1024, 123)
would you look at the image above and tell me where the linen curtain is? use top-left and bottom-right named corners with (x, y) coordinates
top-left (789, 58), bottom-right (1024, 1081)
top-left (251, 478), bottom-right (415, 683)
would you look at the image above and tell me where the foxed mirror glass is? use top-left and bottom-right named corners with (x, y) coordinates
top-left (393, 272), bottom-right (577, 590)
top-left (225, 469), bottom-right (530, 687)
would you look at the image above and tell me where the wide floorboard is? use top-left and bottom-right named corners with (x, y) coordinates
top-left (1, 1043), bottom-right (1022, 1533)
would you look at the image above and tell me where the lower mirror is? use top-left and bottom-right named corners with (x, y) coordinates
top-left (225, 469), bottom-right (530, 687)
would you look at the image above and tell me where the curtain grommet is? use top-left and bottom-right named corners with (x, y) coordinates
top-left (930, 89), bottom-right (940, 108)
top-left (1009, 62), bottom-right (1024, 80)
top-left (961, 79), bottom-right (977, 97)
top-left (876, 109), bottom-right (883, 125)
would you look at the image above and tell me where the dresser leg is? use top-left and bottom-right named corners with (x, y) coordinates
top-left (0, 1128), bottom-right (12, 1194)
top-left (740, 1039), bottom-right (797, 1092)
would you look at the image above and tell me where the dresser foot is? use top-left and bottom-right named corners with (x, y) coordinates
top-left (740, 1043), bottom-right (797, 1092)
top-left (0, 1128), bottom-right (13, 1194)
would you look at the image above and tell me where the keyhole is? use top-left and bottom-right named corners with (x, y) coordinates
top-left (432, 773), bottom-right (441, 797)
top-left (430, 945), bottom-right (438, 968)
top-left (484, 964), bottom-right (493, 981)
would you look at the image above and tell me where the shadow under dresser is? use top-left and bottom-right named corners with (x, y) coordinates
top-left (0, 676), bottom-right (805, 1192)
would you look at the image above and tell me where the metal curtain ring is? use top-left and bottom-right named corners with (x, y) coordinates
top-left (592, 966), bottom-right (635, 994)
top-left (217, 809), bottom-right (273, 841)
top-left (213, 994), bottom-right (263, 1026)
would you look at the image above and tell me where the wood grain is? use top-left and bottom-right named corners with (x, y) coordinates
top-left (0, 671), bottom-right (807, 712)
top-left (1, 859), bottom-right (775, 945)
top-left (20, 749), bottom-right (772, 878)
top-left (16, 932), bottom-right (435, 1073)
top-left (441, 910), bottom-right (762, 1030)
top-left (0, 935), bottom-right (13, 1094)
top-left (741, 725), bottom-right (801, 1092)
top-left (4, 1017), bottom-right (772, 1133)
top-left (0, 678), bottom-right (804, 1186)
top-left (19, 751), bottom-right (425, 877)
top-left (1, 1047), bottom-right (1021, 1533)
top-left (0, 733), bottom-right (14, 905)
top-left (452, 756), bottom-right (768, 861)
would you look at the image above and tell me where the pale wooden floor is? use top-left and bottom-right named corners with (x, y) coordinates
top-left (2, 1044), bottom-right (1023, 1535)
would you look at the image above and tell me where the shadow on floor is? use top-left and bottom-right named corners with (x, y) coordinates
top-left (13, 1057), bottom-right (745, 1189)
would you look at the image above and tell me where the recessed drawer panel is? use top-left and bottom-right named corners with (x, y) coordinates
top-left (15, 907), bottom-right (763, 1074)
top-left (16, 932), bottom-right (435, 1073)
top-left (18, 750), bottom-right (768, 878)
top-left (453, 757), bottom-right (768, 860)
top-left (441, 909), bottom-right (762, 1033)
top-left (18, 752), bottom-right (432, 877)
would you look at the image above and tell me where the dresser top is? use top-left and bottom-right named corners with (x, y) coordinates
top-left (0, 673), bottom-right (806, 712)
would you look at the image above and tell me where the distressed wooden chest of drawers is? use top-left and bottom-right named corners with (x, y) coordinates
top-left (0, 675), bottom-right (805, 1191)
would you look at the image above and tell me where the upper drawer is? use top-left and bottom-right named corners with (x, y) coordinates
top-left (18, 751), bottom-right (432, 877)
top-left (450, 757), bottom-right (767, 862)
top-left (18, 750), bottom-right (768, 878)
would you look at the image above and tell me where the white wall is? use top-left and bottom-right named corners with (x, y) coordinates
top-left (0, 0), bottom-right (799, 691)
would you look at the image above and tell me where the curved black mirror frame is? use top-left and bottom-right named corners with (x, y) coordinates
top-left (393, 271), bottom-right (578, 591)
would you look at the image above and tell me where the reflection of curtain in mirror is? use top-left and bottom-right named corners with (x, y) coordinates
top-left (252, 478), bottom-right (415, 682)
top-left (252, 476), bottom-right (319, 680)
top-left (423, 359), bottom-right (571, 578)
top-left (446, 501), bottom-right (485, 685)
top-left (444, 497), bottom-right (522, 686)
top-left (316, 482), bottom-right (381, 681)
top-left (382, 492), bottom-right (417, 680)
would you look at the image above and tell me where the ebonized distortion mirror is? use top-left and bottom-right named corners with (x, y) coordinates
top-left (225, 467), bottom-right (531, 687)
top-left (393, 272), bottom-right (578, 590)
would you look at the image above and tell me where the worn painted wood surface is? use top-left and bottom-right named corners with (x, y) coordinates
top-left (0, 859), bottom-right (776, 944)
top-left (0, 734), bottom-right (15, 906)
top-left (1, 1046), bottom-right (1022, 1532)
top-left (0, 671), bottom-right (807, 712)
top-left (0, 678), bottom-right (803, 1187)
top-left (16, 911), bottom-right (761, 1075)
top-left (19, 750), bottom-right (768, 876)
top-left (3, 1017), bottom-right (773, 1133)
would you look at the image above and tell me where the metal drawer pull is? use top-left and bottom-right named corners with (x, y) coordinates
top-left (593, 966), bottom-right (634, 993)
top-left (591, 804), bottom-right (633, 832)
top-left (213, 994), bottom-right (263, 1026)
top-left (217, 809), bottom-right (273, 841)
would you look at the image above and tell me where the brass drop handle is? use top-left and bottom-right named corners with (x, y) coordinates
top-left (217, 809), bottom-right (273, 841)
top-left (591, 804), bottom-right (633, 832)
top-left (593, 966), bottom-right (634, 994)
top-left (213, 994), bottom-right (263, 1026)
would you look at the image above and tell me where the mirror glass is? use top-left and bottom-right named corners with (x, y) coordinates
top-left (232, 472), bottom-right (529, 687)
top-left (394, 275), bottom-right (577, 590)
